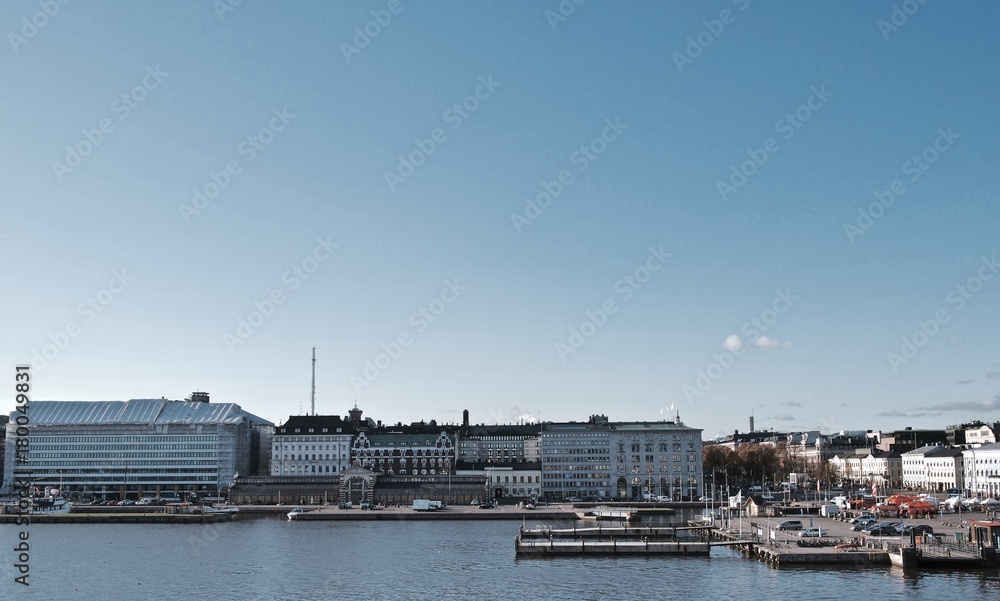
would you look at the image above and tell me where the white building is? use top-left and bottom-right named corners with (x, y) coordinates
top-left (966, 424), bottom-right (999, 446)
top-left (455, 464), bottom-right (542, 501)
top-left (271, 415), bottom-right (353, 477)
top-left (860, 451), bottom-right (902, 488)
top-left (902, 445), bottom-right (963, 492)
top-left (962, 443), bottom-right (1000, 498)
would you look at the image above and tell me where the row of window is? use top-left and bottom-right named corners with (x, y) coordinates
top-left (491, 475), bottom-right (540, 483)
top-left (29, 435), bottom-right (218, 443)
top-left (33, 444), bottom-right (217, 451)
top-left (26, 460), bottom-right (220, 468)
top-left (30, 452), bottom-right (217, 459)
top-left (273, 444), bottom-right (348, 451)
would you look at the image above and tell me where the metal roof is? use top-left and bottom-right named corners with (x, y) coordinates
top-left (23, 399), bottom-right (272, 426)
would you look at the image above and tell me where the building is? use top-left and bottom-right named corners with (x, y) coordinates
top-left (875, 428), bottom-right (948, 453)
top-left (456, 410), bottom-right (541, 466)
top-left (453, 410), bottom-right (542, 501)
top-left (609, 417), bottom-right (703, 501)
top-left (902, 445), bottom-right (963, 492)
top-left (271, 414), bottom-right (353, 477)
top-left (0, 415), bottom-right (7, 488)
top-left (455, 463), bottom-right (542, 501)
top-left (963, 443), bottom-right (1000, 498)
top-left (541, 415), bottom-right (612, 501)
top-left (351, 430), bottom-right (456, 476)
top-left (860, 450), bottom-right (902, 489)
top-left (965, 423), bottom-right (1000, 446)
top-left (1, 394), bottom-right (272, 500)
top-left (829, 450), bottom-right (866, 485)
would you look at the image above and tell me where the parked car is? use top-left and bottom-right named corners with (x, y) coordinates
top-left (776, 520), bottom-right (803, 531)
top-left (699, 496), bottom-right (712, 502)
top-left (865, 522), bottom-right (902, 536)
top-left (798, 528), bottom-right (825, 538)
top-left (564, 497), bottom-right (583, 503)
top-left (898, 524), bottom-right (934, 536)
top-left (851, 519), bottom-right (876, 531)
top-left (338, 501), bottom-right (353, 509)
top-left (850, 513), bottom-right (876, 524)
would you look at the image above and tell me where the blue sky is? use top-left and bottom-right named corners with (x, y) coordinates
top-left (2, 0), bottom-right (999, 437)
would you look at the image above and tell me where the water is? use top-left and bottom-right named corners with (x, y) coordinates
top-left (3, 514), bottom-right (998, 600)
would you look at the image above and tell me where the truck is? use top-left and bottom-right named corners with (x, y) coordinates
top-left (413, 499), bottom-right (433, 511)
top-left (428, 500), bottom-right (444, 510)
top-left (820, 504), bottom-right (840, 517)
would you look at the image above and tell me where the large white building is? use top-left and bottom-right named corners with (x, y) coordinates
top-left (902, 445), bottom-right (963, 492)
top-left (2, 395), bottom-right (271, 500)
top-left (963, 443), bottom-right (1000, 498)
top-left (271, 414), bottom-right (353, 476)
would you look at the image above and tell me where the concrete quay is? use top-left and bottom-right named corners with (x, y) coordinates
top-left (287, 504), bottom-right (578, 521)
top-left (712, 513), bottom-right (991, 567)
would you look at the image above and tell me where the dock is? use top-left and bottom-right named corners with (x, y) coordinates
top-left (710, 515), bottom-right (1000, 568)
top-left (515, 521), bottom-right (709, 557)
top-left (515, 537), bottom-right (710, 556)
top-left (0, 511), bottom-right (234, 524)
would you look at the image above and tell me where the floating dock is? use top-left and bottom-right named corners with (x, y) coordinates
top-left (515, 522), bottom-right (709, 557)
top-left (515, 537), bottom-right (710, 556)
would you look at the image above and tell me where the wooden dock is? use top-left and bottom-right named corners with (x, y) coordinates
top-left (515, 537), bottom-right (710, 556)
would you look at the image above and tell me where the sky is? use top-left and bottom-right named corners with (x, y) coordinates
top-left (2, 1), bottom-right (999, 438)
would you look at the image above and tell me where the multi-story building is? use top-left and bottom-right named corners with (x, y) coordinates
top-left (453, 463), bottom-right (542, 501)
top-left (875, 428), bottom-right (948, 453)
top-left (541, 415), bottom-right (612, 501)
top-left (351, 430), bottom-right (456, 476)
top-left (829, 450), bottom-right (866, 485)
top-left (965, 423), bottom-right (1000, 446)
top-left (902, 445), bottom-right (963, 491)
top-left (271, 414), bottom-right (353, 476)
top-left (860, 450), bottom-right (902, 489)
top-left (1, 394), bottom-right (272, 500)
top-left (456, 410), bottom-right (541, 466)
top-left (609, 417), bottom-right (703, 500)
top-left (962, 443), bottom-right (1000, 498)
top-left (0, 415), bottom-right (7, 489)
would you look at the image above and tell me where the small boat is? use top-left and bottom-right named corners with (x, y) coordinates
top-left (198, 505), bottom-right (240, 515)
top-left (287, 507), bottom-right (306, 520)
top-left (31, 489), bottom-right (72, 515)
top-left (588, 508), bottom-right (639, 522)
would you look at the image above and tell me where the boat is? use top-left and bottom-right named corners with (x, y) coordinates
top-left (587, 507), bottom-right (639, 522)
top-left (287, 507), bottom-right (306, 520)
top-left (197, 505), bottom-right (240, 515)
top-left (31, 489), bottom-right (72, 515)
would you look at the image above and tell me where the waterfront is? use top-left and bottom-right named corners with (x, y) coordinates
top-left (3, 512), bottom-right (999, 600)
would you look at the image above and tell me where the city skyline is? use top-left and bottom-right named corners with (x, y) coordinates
top-left (3, 2), bottom-right (1000, 438)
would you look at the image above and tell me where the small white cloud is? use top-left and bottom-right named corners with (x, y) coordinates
top-left (752, 336), bottom-right (791, 349)
top-left (723, 335), bottom-right (743, 351)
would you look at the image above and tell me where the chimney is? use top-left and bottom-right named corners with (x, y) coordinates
top-left (749, 415), bottom-right (755, 433)
top-left (463, 410), bottom-right (469, 429)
